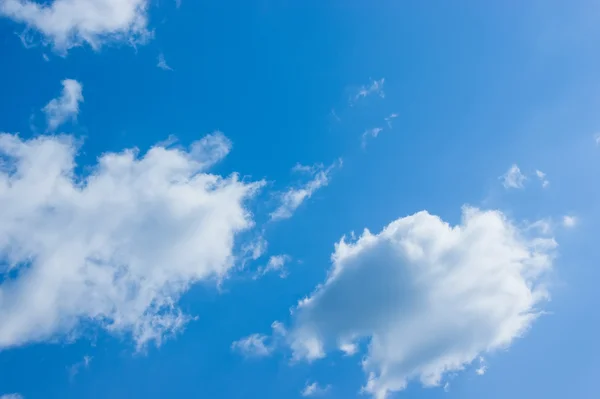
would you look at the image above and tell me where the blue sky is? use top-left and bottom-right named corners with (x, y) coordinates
top-left (0, 1), bottom-right (599, 398)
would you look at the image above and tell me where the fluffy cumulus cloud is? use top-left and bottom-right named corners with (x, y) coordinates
top-left (501, 164), bottom-right (526, 189)
top-left (283, 207), bottom-right (555, 398)
top-left (43, 79), bottom-right (83, 131)
top-left (0, 132), bottom-right (263, 350)
top-left (270, 160), bottom-right (341, 221)
top-left (0, 0), bottom-right (150, 51)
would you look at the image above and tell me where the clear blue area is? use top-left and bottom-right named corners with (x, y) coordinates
top-left (0, 1), bottom-right (598, 398)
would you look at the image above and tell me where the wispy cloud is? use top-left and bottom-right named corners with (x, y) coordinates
top-left (330, 108), bottom-right (341, 122)
top-left (43, 79), bottom-right (83, 131)
top-left (292, 162), bottom-right (324, 174)
top-left (352, 78), bottom-right (385, 103)
top-left (189, 131), bottom-right (232, 169)
top-left (301, 382), bottom-right (331, 397)
top-left (231, 322), bottom-right (286, 357)
top-left (256, 255), bottom-right (292, 278)
top-left (241, 235), bottom-right (268, 265)
top-left (361, 127), bottom-right (383, 148)
top-left (535, 170), bottom-right (550, 188)
top-left (157, 53), bottom-right (173, 71)
top-left (270, 159), bottom-right (342, 221)
top-left (15, 30), bottom-right (36, 49)
top-left (384, 113), bottom-right (398, 128)
top-left (501, 164), bottom-right (526, 189)
top-left (231, 334), bottom-right (272, 357)
top-left (68, 355), bottom-right (92, 379)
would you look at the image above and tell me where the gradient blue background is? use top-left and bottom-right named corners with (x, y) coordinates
top-left (1, 1), bottom-right (599, 398)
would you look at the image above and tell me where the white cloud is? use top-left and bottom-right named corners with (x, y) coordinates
top-left (241, 234), bottom-right (268, 264)
top-left (535, 170), bottom-right (549, 188)
top-left (0, 0), bottom-right (150, 52)
top-left (302, 382), bottom-right (330, 397)
top-left (353, 78), bottom-right (385, 103)
top-left (231, 333), bottom-right (271, 357)
top-left (16, 29), bottom-right (36, 48)
top-left (384, 113), bottom-right (398, 128)
top-left (292, 162), bottom-right (324, 175)
top-left (474, 357), bottom-right (487, 375)
top-left (361, 127), bottom-right (383, 148)
top-left (157, 53), bottom-right (173, 71)
top-left (562, 215), bottom-right (577, 228)
top-left (594, 133), bottom-right (600, 145)
top-left (270, 160), bottom-right (341, 221)
top-left (283, 207), bottom-right (555, 398)
top-left (501, 164), bottom-right (526, 189)
top-left (232, 321), bottom-right (286, 357)
top-left (0, 132), bottom-right (263, 350)
top-left (443, 382), bottom-right (450, 392)
top-left (339, 342), bottom-right (358, 356)
top-left (188, 131), bottom-right (232, 169)
top-left (527, 219), bottom-right (553, 235)
top-left (257, 254), bottom-right (291, 278)
top-left (43, 79), bottom-right (83, 131)
top-left (68, 355), bottom-right (92, 379)
top-left (0, 395), bottom-right (23, 399)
